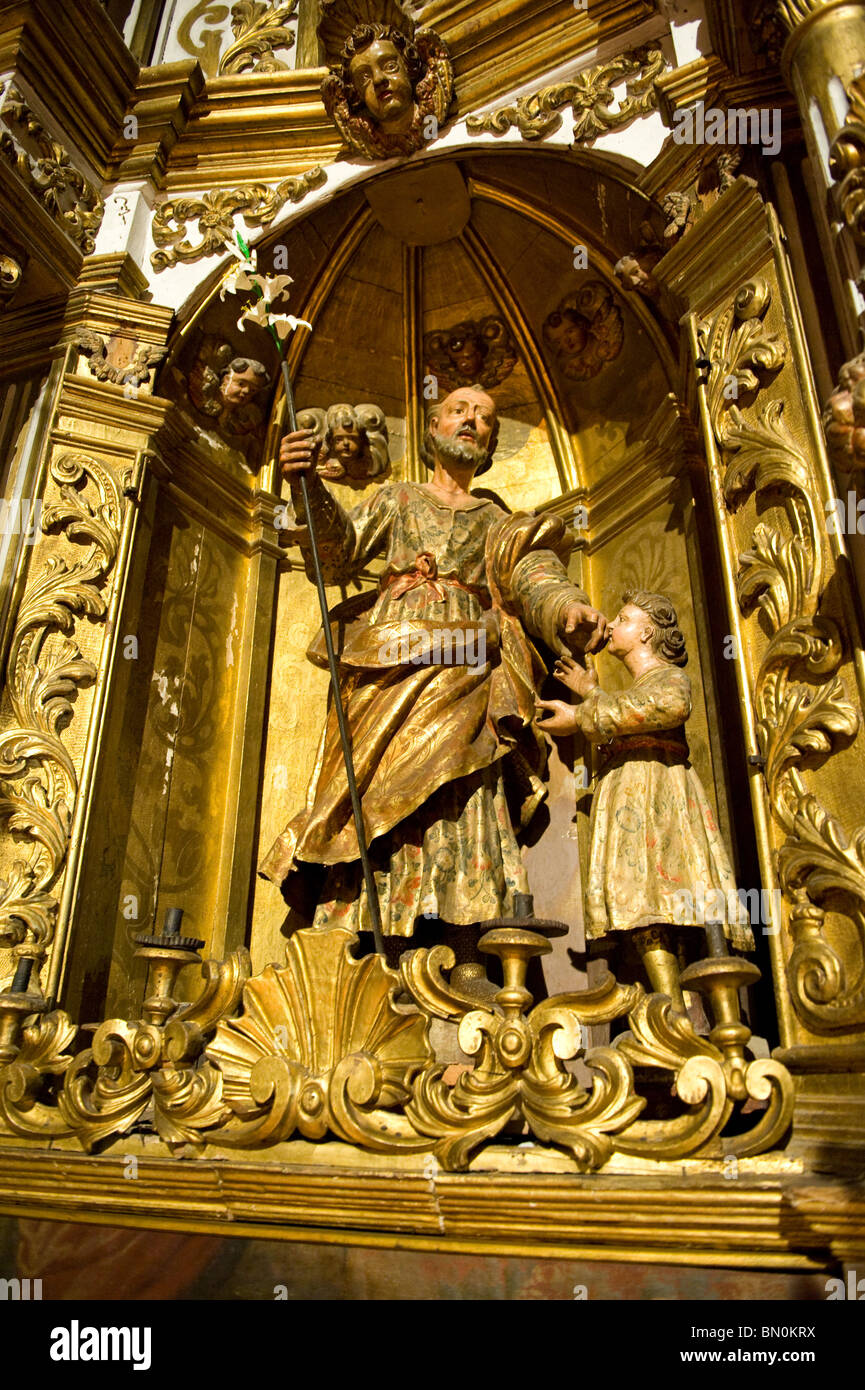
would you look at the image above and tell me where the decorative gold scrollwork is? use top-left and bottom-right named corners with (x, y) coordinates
top-left (829, 78), bottom-right (865, 248)
top-left (466, 48), bottom-right (665, 144)
top-left (698, 279), bottom-right (865, 1030)
top-left (0, 84), bottom-right (104, 253)
top-left (0, 920), bottom-right (793, 1163)
top-left (218, 1), bottom-right (298, 75)
top-left (0, 453), bottom-right (128, 969)
top-left (150, 168), bottom-right (326, 271)
top-left (0, 946), bottom-right (250, 1150)
top-left (208, 927), bottom-right (434, 1151)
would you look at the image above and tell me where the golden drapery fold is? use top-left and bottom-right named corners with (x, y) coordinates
top-left (260, 481), bottom-right (587, 935)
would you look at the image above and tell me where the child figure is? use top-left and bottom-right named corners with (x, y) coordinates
top-left (536, 589), bottom-right (753, 1011)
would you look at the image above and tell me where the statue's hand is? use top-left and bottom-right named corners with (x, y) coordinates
top-left (535, 697), bottom-right (578, 736)
top-left (554, 653), bottom-right (598, 698)
top-left (279, 428), bottom-right (322, 481)
top-left (560, 601), bottom-right (608, 654)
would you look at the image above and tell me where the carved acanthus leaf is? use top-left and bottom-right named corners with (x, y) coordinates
top-left (700, 278), bottom-right (865, 1030)
top-left (0, 453), bottom-right (127, 962)
top-left (466, 47), bottom-right (665, 144)
top-left (0, 84), bottom-right (104, 253)
top-left (150, 168), bottom-right (326, 271)
top-left (218, 1), bottom-right (298, 75)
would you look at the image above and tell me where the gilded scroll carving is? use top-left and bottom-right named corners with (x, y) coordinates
top-left (0, 84), bottom-right (104, 254)
top-left (0, 253), bottom-right (24, 310)
top-left (0, 453), bottom-right (128, 972)
top-left (208, 927), bottom-right (433, 1150)
top-left (828, 77), bottom-right (865, 249)
top-left (0, 913), bottom-right (793, 1164)
top-left (698, 278), bottom-right (865, 1030)
top-left (466, 47), bottom-right (665, 143)
top-left (218, 1), bottom-right (298, 75)
top-left (150, 168), bottom-right (326, 271)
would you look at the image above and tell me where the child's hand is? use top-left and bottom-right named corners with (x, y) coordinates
top-left (554, 653), bottom-right (599, 699)
top-left (535, 697), bottom-right (578, 735)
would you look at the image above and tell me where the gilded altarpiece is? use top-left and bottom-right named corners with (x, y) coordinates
top-left (0, 0), bottom-right (862, 1278)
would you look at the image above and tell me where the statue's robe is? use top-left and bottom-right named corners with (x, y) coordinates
top-left (260, 478), bottom-right (589, 936)
top-left (571, 666), bottom-right (754, 950)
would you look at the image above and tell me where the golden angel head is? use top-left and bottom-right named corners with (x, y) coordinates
top-left (321, 21), bottom-right (454, 159)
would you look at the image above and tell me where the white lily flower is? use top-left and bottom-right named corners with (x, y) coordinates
top-left (220, 266), bottom-right (258, 300)
top-left (219, 237), bottom-right (259, 300)
top-left (237, 298), bottom-right (311, 338)
top-left (223, 237), bottom-right (257, 269)
top-left (257, 274), bottom-right (295, 304)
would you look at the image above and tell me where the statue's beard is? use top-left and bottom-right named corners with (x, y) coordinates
top-left (430, 432), bottom-right (488, 472)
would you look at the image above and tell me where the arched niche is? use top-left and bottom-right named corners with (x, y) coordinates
top-left (82, 148), bottom-right (764, 1042)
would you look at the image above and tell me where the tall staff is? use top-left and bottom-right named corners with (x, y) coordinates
top-left (226, 232), bottom-right (385, 955)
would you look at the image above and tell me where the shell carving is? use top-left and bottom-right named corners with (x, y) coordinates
top-left (207, 927), bottom-right (434, 1147)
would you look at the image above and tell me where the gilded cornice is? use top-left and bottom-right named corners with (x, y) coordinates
top-left (2, 1145), bottom-right (862, 1267)
top-left (653, 176), bottom-right (773, 321)
top-left (0, 0), bottom-right (664, 193)
top-left (0, 0), bottom-right (136, 175)
top-left (654, 53), bottom-right (796, 130)
top-left (107, 61), bottom-right (207, 185)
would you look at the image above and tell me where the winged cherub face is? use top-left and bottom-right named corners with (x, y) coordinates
top-left (220, 366), bottom-right (264, 409)
top-left (348, 38), bottom-right (415, 131)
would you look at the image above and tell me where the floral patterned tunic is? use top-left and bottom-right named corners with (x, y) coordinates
top-left (572, 665), bottom-right (754, 950)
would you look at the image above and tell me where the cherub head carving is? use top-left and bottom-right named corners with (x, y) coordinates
top-left (321, 20), bottom-right (453, 159)
top-left (423, 317), bottom-right (518, 394)
top-left (218, 357), bottom-right (270, 412)
top-left (297, 402), bottom-right (390, 486)
top-left (344, 25), bottom-right (420, 132)
top-left (542, 282), bottom-right (625, 382)
top-left (168, 338), bottom-right (273, 465)
top-left (823, 351), bottom-right (865, 479)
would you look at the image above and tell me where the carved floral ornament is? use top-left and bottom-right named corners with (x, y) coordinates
top-left (698, 278), bottom-right (865, 1031)
top-left (827, 76), bottom-right (865, 250)
top-left (466, 47), bottom-right (665, 144)
top-left (150, 169), bottom-right (326, 271)
top-left (0, 83), bottom-right (103, 254)
top-left (0, 453), bottom-right (130, 975)
top-left (177, 0), bottom-right (299, 78)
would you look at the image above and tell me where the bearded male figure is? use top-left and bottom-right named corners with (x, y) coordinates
top-left (261, 388), bottom-right (606, 977)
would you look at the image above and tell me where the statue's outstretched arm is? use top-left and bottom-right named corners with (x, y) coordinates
top-left (291, 474), bottom-right (394, 585)
top-left (573, 669), bottom-right (692, 742)
top-left (488, 511), bottom-right (591, 652)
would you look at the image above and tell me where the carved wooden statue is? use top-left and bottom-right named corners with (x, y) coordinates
top-left (166, 336), bottom-right (272, 464)
top-left (263, 386), bottom-right (607, 989)
top-left (536, 589), bottom-right (754, 1010)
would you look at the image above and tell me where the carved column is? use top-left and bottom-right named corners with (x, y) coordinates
top-left (657, 177), bottom-right (865, 1171)
top-left (764, 0), bottom-right (865, 350)
top-left (0, 259), bottom-right (173, 1011)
